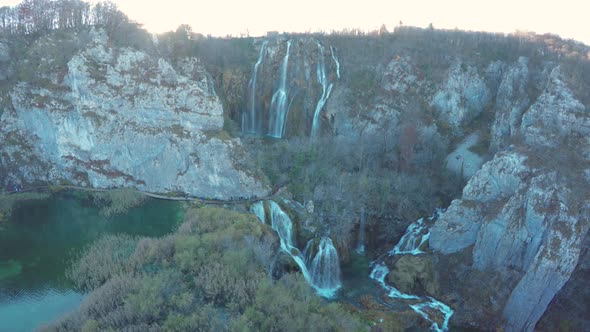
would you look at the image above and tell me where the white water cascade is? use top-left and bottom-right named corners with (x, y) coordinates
top-left (263, 201), bottom-right (342, 298)
top-left (310, 237), bottom-right (341, 292)
top-left (390, 209), bottom-right (443, 255)
top-left (243, 41), bottom-right (267, 134)
top-left (370, 210), bottom-right (453, 331)
top-left (389, 217), bottom-right (430, 255)
top-left (250, 201), bottom-right (266, 224)
top-left (310, 40), bottom-right (336, 140)
top-left (268, 40), bottom-right (292, 138)
top-left (356, 207), bottom-right (366, 254)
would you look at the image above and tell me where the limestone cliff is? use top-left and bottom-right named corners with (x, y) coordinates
top-left (0, 30), bottom-right (267, 199)
top-left (430, 68), bottom-right (590, 331)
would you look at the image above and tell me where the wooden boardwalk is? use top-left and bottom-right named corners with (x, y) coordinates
top-left (4, 185), bottom-right (272, 205)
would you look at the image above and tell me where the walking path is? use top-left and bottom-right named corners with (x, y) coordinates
top-left (4, 185), bottom-right (273, 205)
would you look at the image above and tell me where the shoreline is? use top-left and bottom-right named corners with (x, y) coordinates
top-left (2, 185), bottom-right (272, 205)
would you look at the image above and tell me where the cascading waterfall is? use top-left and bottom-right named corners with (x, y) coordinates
top-left (370, 210), bottom-right (453, 332)
top-left (263, 201), bottom-right (341, 298)
top-left (356, 207), bottom-right (366, 254)
top-left (250, 201), bottom-right (266, 224)
top-left (310, 237), bottom-right (341, 294)
top-left (268, 40), bottom-right (292, 138)
top-left (389, 209), bottom-right (443, 255)
top-left (389, 217), bottom-right (430, 255)
top-left (243, 41), bottom-right (267, 134)
top-left (269, 200), bottom-right (296, 250)
top-left (310, 40), bottom-right (336, 140)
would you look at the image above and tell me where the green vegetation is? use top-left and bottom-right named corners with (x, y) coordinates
top-left (253, 129), bottom-right (454, 245)
top-left (347, 68), bottom-right (379, 114)
top-left (73, 189), bottom-right (147, 217)
top-left (48, 207), bottom-right (366, 331)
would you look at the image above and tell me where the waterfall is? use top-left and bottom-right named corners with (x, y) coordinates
top-left (269, 200), bottom-right (296, 250)
top-left (330, 46), bottom-right (341, 79)
top-left (250, 201), bottom-right (266, 224)
top-left (389, 217), bottom-right (430, 255)
top-left (264, 201), bottom-right (341, 298)
top-left (356, 207), bottom-right (366, 254)
top-left (310, 40), bottom-right (336, 140)
top-left (243, 41), bottom-right (267, 134)
top-left (310, 237), bottom-right (342, 295)
top-left (389, 209), bottom-right (443, 255)
top-left (268, 40), bottom-right (292, 138)
top-left (369, 210), bottom-right (453, 331)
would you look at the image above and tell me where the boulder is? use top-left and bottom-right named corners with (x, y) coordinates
top-left (387, 255), bottom-right (439, 296)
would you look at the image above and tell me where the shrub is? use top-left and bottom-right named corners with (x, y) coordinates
top-left (68, 234), bottom-right (139, 290)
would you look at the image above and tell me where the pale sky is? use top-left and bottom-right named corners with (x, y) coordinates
top-left (1, 0), bottom-right (589, 45)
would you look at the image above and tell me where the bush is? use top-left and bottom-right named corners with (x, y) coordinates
top-left (91, 189), bottom-right (147, 217)
top-left (68, 234), bottom-right (139, 290)
top-left (50, 206), bottom-right (366, 332)
top-left (230, 274), bottom-right (364, 331)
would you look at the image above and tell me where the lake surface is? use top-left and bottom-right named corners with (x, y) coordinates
top-left (0, 193), bottom-right (184, 332)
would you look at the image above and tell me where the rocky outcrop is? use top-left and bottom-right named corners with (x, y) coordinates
top-left (430, 148), bottom-right (589, 331)
top-left (520, 66), bottom-right (590, 154)
top-left (490, 57), bottom-right (530, 150)
top-left (0, 30), bottom-right (267, 199)
top-left (386, 255), bottom-right (439, 296)
top-left (537, 231), bottom-right (590, 331)
top-left (431, 152), bottom-right (530, 254)
top-left (382, 56), bottom-right (418, 94)
top-left (431, 62), bottom-right (491, 133)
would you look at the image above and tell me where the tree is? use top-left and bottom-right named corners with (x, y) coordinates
top-left (379, 23), bottom-right (388, 36)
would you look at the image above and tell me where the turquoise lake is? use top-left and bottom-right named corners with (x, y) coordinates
top-left (0, 193), bottom-right (184, 332)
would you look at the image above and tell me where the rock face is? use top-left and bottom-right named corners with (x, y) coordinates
top-left (537, 231), bottom-right (590, 331)
top-left (431, 151), bottom-right (589, 331)
top-left (0, 30), bottom-right (267, 199)
top-left (490, 57), bottom-right (530, 150)
top-left (430, 66), bottom-right (590, 331)
top-left (386, 255), bottom-right (439, 296)
top-left (382, 56), bottom-right (418, 94)
top-left (520, 66), bottom-right (590, 153)
top-left (432, 62), bottom-right (492, 133)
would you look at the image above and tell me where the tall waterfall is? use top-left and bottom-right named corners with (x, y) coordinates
top-left (268, 40), bottom-right (292, 138)
top-left (263, 201), bottom-right (341, 298)
top-left (356, 207), bottom-right (366, 254)
top-left (310, 40), bottom-right (335, 140)
top-left (243, 41), bottom-right (267, 134)
top-left (370, 210), bottom-right (453, 331)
